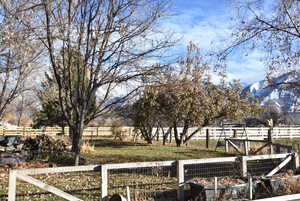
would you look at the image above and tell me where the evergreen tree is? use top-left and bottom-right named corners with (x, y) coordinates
top-left (33, 73), bottom-right (66, 129)
top-left (33, 49), bottom-right (97, 134)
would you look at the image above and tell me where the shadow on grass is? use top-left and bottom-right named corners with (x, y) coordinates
top-left (91, 139), bottom-right (147, 148)
top-left (85, 153), bottom-right (176, 164)
top-left (173, 149), bottom-right (235, 159)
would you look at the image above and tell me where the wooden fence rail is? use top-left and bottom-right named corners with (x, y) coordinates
top-left (2, 126), bottom-right (300, 139)
top-left (8, 153), bottom-right (299, 201)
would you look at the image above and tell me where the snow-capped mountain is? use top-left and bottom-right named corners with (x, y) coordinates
top-left (242, 71), bottom-right (300, 112)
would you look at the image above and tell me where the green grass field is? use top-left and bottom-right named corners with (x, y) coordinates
top-left (1, 138), bottom-right (299, 200)
top-left (83, 139), bottom-right (232, 164)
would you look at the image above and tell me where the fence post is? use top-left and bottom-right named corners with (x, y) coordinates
top-left (177, 160), bottom-right (184, 201)
top-left (8, 170), bottom-right (17, 201)
top-left (225, 140), bottom-right (229, 153)
top-left (268, 129), bottom-right (274, 154)
top-left (241, 156), bottom-right (247, 177)
top-left (244, 141), bottom-right (249, 156)
top-left (294, 152), bottom-right (299, 171)
top-left (248, 176), bottom-right (253, 200)
top-left (214, 177), bottom-right (218, 200)
top-left (233, 129), bottom-right (237, 138)
top-left (101, 165), bottom-right (108, 200)
top-left (126, 186), bottom-right (131, 201)
top-left (206, 129), bottom-right (209, 149)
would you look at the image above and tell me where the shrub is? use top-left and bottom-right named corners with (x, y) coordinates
top-left (22, 134), bottom-right (68, 152)
top-left (81, 141), bottom-right (95, 153)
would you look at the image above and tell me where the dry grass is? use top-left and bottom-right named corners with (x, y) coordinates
top-left (0, 138), bottom-right (232, 200)
top-left (81, 141), bottom-right (95, 153)
top-left (282, 176), bottom-right (300, 195)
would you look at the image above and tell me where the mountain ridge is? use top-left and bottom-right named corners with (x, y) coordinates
top-left (242, 71), bottom-right (300, 113)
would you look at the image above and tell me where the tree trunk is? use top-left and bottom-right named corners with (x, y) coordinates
top-left (162, 127), bottom-right (172, 146)
top-left (156, 128), bottom-right (159, 141)
top-left (181, 121), bottom-right (189, 145)
top-left (162, 128), bottom-right (166, 146)
top-left (183, 128), bottom-right (201, 144)
top-left (175, 139), bottom-right (180, 147)
top-left (17, 96), bottom-right (24, 126)
top-left (70, 123), bottom-right (84, 166)
top-left (146, 139), bottom-right (153, 144)
top-left (179, 134), bottom-right (184, 146)
top-left (173, 122), bottom-right (181, 147)
top-left (62, 124), bottom-right (65, 136)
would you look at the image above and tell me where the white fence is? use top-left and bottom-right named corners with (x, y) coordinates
top-left (8, 153), bottom-right (299, 201)
top-left (177, 127), bottom-right (300, 140)
top-left (2, 126), bottom-right (300, 139)
top-left (0, 126), bottom-right (134, 137)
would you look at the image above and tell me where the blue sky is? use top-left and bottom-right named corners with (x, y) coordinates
top-left (163, 0), bottom-right (267, 84)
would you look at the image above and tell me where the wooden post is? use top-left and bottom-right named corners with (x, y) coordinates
top-left (267, 128), bottom-right (272, 141)
top-left (206, 129), bottom-right (209, 149)
top-left (249, 176), bottom-right (253, 200)
top-left (241, 156), bottom-right (247, 177)
top-left (225, 140), bottom-right (229, 153)
top-left (268, 128), bottom-right (274, 154)
top-left (177, 161), bottom-right (184, 201)
top-left (233, 129), bottom-right (237, 138)
top-left (126, 186), bottom-right (131, 201)
top-left (294, 152), bottom-right (299, 171)
top-left (248, 141), bottom-right (251, 153)
top-left (8, 170), bottom-right (17, 201)
top-left (101, 165), bottom-right (108, 200)
top-left (244, 141), bottom-right (249, 156)
top-left (214, 177), bottom-right (218, 200)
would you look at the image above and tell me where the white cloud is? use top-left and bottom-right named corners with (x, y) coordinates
top-left (226, 50), bottom-right (266, 83)
top-left (160, 8), bottom-right (267, 84)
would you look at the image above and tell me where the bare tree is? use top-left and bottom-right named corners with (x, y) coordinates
top-left (157, 44), bottom-right (261, 146)
top-left (124, 43), bottom-right (262, 146)
top-left (3, 91), bottom-right (37, 126)
top-left (15, 93), bottom-right (37, 126)
top-left (15, 0), bottom-right (174, 164)
top-left (224, 0), bottom-right (300, 76)
top-left (0, 1), bottom-right (42, 120)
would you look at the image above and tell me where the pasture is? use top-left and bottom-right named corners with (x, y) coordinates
top-left (0, 138), bottom-right (233, 200)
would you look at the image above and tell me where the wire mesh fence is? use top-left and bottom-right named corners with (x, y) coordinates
top-left (6, 153), bottom-right (298, 201)
top-left (184, 161), bottom-right (241, 181)
top-left (12, 170), bottom-right (101, 201)
top-left (105, 162), bottom-right (177, 201)
top-left (7, 165), bottom-right (101, 201)
top-left (247, 158), bottom-right (294, 176)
